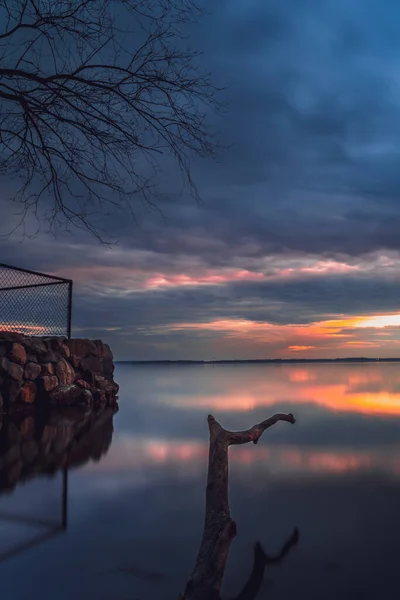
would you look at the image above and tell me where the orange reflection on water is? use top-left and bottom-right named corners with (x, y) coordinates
top-left (164, 364), bottom-right (400, 417)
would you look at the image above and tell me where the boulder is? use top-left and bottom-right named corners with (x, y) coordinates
top-left (40, 375), bottom-right (59, 392)
top-left (56, 357), bottom-right (75, 386)
top-left (76, 379), bottom-right (91, 390)
top-left (80, 356), bottom-right (102, 376)
top-left (64, 338), bottom-right (99, 358)
top-left (101, 358), bottom-right (114, 375)
top-left (24, 362), bottom-right (42, 381)
top-left (41, 363), bottom-right (55, 375)
top-left (94, 340), bottom-right (113, 360)
top-left (69, 355), bottom-right (80, 369)
top-left (0, 357), bottom-right (23, 381)
top-left (48, 384), bottom-right (87, 406)
top-left (9, 343), bottom-right (27, 365)
top-left (21, 337), bottom-right (47, 356)
top-left (43, 337), bottom-right (65, 351)
top-left (41, 351), bottom-right (61, 364)
top-left (59, 344), bottom-right (70, 359)
top-left (20, 381), bottom-right (36, 404)
top-left (81, 389), bottom-right (93, 406)
top-left (94, 376), bottom-right (119, 395)
top-left (0, 331), bottom-right (23, 342)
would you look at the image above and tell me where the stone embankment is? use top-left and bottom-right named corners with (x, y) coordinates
top-left (0, 332), bottom-right (119, 411)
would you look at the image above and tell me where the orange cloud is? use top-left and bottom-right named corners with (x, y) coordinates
top-left (288, 345), bottom-right (316, 351)
top-left (149, 311), bottom-right (400, 358)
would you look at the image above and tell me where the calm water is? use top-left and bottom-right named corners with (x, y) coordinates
top-left (2, 362), bottom-right (400, 599)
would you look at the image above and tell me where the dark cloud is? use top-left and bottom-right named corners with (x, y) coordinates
top-left (2, 0), bottom-right (400, 357)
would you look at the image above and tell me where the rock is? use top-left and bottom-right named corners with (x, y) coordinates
top-left (0, 346), bottom-right (6, 358)
top-left (59, 344), bottom-right (70, 359)
top-left (24, 362), bottom-right (42, 381)
top-left (41, 363), bottom-right (55, 375)
top-left (41, 351), bottom-right (61, 364)
top-left (94, 340), bottom-right (113, 360)
top-left (0, 331), bottom-right (23, 342)
top-left (0, 391), bottom-right (3, 410)
top-left (74, 371), bottom-right (83, 383)
top-left (56, 357), bottom-right (75, 385)
top-left (26, 354), bottom-right (38, 363)
top-left (0, 357), bottom-right (23, 381)
top-left (69, 355), bottom-right (80, 369)
top-left (40, 375), bottom-right (59, 392)
top-left (94, 376), bottom-right (119, 395)
top-left (9, 343), bottom-right (27, 365)
top-left (82, 369), bottom-right (95, 385)
top-left (101, 358), bottom-right (114, 375)
top-left (2, 379), bottom-right (22, 403)
top-left (43, 337), bottom-right (65, 351)
top-left (48, 384), bottom-right (86, 406)
top-left (21, 337), bottom-right (48, 356)
top-left (81, 389), bottom-right (93, 406)
top-left (76, 379), bottom-right (91, 390)
top-left (80, 356), bottom-right (102, 375)
top-left (20, 381), bottom-right (36, 404)
top-left (64, 338), bottom-right (99, 358)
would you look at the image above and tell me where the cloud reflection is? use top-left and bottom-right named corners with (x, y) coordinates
top-left (85, 435), bottom-right (400, 480)
top-left (158, 364), bottom-right (400, 417)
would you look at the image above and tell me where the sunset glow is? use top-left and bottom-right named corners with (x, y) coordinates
top-left (161, 364), bottom-right (400, 417)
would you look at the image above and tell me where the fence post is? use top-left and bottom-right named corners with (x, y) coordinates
top-left (67, 281), bottom-right (73, 339)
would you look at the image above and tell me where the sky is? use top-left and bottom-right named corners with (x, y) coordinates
top-left (3, 0), bottom-right (400, 360)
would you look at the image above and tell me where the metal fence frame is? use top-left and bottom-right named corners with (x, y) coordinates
top-left (0, 468), bottom-right (68, 564)
top-left (0, 263), bottom-right (73, 338)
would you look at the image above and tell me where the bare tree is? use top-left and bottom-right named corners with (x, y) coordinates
top-left (0, 0), bottom-right (222, 241)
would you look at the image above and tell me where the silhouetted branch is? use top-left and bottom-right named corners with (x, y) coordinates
top-left (0, 0), bottom-right (223, 241)
top-left (180, 413), bottom-right (296, 600)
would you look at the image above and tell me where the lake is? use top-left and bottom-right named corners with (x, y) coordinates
top-left (1, 362), bottom-right (400, 599)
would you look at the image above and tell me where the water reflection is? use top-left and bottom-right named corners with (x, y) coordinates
top-left (0, 407), bottom-right (116, 564)
top-left (152, 362), bottom-right (400, 416)
top-left (2, 363), bottom-right (400, 599)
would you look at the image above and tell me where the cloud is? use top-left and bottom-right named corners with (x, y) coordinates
top-left (3, 0), bottom-right (400, 358)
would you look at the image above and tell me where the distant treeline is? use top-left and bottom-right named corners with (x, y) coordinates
top-left (115, 358), bottom-right (400, 365)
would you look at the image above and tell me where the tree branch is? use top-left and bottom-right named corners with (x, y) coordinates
top-left (180, 413), bottom-right (296, 600)
top-left (0, 0), bottom-right (224, 242)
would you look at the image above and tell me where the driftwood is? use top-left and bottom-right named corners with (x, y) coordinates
top-left (180, 413), bottom-right (296, 600)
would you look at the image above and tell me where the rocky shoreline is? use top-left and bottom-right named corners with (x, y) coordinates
top-left (0, 332), bottom-right (119, 412)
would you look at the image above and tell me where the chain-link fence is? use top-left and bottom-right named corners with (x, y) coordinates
top-left (0, 264), bottom-right (72, 338)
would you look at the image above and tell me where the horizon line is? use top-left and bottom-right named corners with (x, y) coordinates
top-left (115, 357), bottom-right (400, 364)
